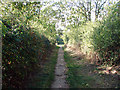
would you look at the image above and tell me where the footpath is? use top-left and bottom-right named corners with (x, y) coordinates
top-left (51, 47), bottom-right (69, 88)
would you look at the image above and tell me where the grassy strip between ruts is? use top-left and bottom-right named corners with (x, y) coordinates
top-left (64, 51), bottom-right (95, 88)
top-left (26, 46), bottom-right (59, 88)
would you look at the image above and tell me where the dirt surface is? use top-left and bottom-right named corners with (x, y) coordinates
top-left (65, 46), bottom-right (120, 88)
top-left (51, 47), bottom-right (69, 88)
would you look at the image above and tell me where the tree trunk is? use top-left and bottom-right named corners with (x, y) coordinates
top-left (88, 1), bottom-right (91, 21)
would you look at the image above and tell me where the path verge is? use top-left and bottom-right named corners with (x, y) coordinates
top-left (25, 46), bottom-right (59, 88)
top-left (64, 47), bottom-right (120, 88)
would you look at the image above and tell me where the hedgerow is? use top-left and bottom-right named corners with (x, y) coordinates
top-left (1, 2), bottom-right (57, 88)
top-left (63, 2), bottom-right (120, 65)
top-left (92, 3), bottom-right (120, 65)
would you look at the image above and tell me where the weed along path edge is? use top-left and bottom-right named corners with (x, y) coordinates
top-left (51, 46), bottom-right (69, 88)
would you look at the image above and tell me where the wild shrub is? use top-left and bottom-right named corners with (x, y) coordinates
top-left (92, 3), bottom-right (120, 65)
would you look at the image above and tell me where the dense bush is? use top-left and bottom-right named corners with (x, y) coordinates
top-left (63, 22), bottom-right (96, 56)
top-left (92, 3), bottom-right (120, 65)
top-left (2, 22), bottom-right (52, 88)
top-left (1, 2), bottom-right (56, 88)
top-left (63, 2), bottom-right (120, 65)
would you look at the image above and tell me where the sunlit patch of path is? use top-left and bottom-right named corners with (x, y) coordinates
top-left (51, 46), bottom-right (69, 88)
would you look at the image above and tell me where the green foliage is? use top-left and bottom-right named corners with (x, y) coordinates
top-left (63, 22), bottom-right (96, 55)
top-left (2, 26), bottom-right (52, 88)
top-left (92, 3), bottom-right (120, 65)
top-left (63, 2), bottom-right (120, 66)
top-left (2, 1), bottom-right (57, 88)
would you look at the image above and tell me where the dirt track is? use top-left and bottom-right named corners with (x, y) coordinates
top-left (51, 47), bottom-right (69, 88)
